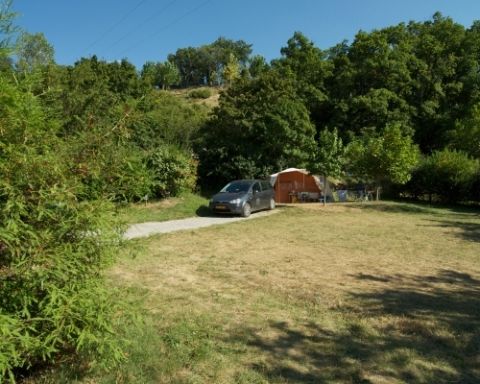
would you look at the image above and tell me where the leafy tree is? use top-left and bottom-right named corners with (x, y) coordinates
top-left (147, 145), bottom-right (197, 198)
top-left (168, 37), bottom-right (252, 87)
top-left (156, 60), bottom-right (180, 89)
top-left (222, 52), bottom-right (240, 86)
top-left (210, 36), bottom-right (252, 66)
top-left (308, 128), bottom-right (344, 205)
top-left (197, 70), bottom-right (315, 187)
top-left (0, 72), bottom-right (126, 382)
top-left (106, 58), bottom-right (142, 98)
top-left (140, 61), bottom-right (157, 88)
top-left (128, 91), bottom-right (209, 150)
top-left (248, 54), bottom-right (269, 78)
top-left (448, 103), bottom-right (480, 158)
top-left (274, 32), bottom-right (332, 119)
top-left (16, 32), bottom-right (54, 72)
top-left (0, 0), bottom-right (17, 52)
top-left (408, 149), bottom-right (479, 203)
top-left (346, 123), bottom-right (420, 199)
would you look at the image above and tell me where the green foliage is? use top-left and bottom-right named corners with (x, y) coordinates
top-left (16, 32), bottom-right (54, 72)
top-left (222, 53), bottom-right (240, 86)
top-left (346, 124), bottom-right (420, 196)
top-left (197, 70), bottom-right (315, 187)
top-left (141, 61), bottom-right (180, 90)
top-left (188, 87), bottom-right (212, 99)
top-left (0, 0), bottom-right (17, 53)
top-left (147, 145), bottom-right (197, 198)
top-left (168, 37), bottom-right (252, 87)
top-left (449, 103), bottom-right (480, 158)
top-left (407, 149), bottom-right (479, 202)
top-left (309, 127), bottom-right (344, 178)
top-left (0, 78), bottom-right (126, 381)
top-left (248, 55), bottom-right (269, 78)
top-left (129, 91), bottom-right (209, 150)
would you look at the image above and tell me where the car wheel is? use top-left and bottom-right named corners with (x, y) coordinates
top-left (241, 202), bottom-right (251, 217)
top-left (268, 198), bottom-right (276, 210)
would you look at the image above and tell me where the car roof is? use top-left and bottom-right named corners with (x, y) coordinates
top-left (229, 179), bottom-right (262, 183)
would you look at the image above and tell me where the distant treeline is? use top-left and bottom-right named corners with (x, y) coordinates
top-left (194, 13), bottom-right (480, 203)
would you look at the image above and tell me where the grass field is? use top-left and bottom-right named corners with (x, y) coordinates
top-left (118, 193), bottom-right (209, 224)
top-left (41, 201), bottom-right (480, 383)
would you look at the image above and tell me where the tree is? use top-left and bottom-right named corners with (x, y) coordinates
top-left (248, 54), bottom-right (269, 78)
top-left (168, 38), bottom-right (253, 87)
top-left (156, 60), bottom-right (180, 89)
top-left (16, 32), bottom-right (54, 72)
top-left (346, 123), bottom-right (420, 200)
top-left (222, 52), bottom-right (240, 86)
top-left (0, 63), bottom-right (126, 382)
top-left (0, 0), bottom-right (17, 53)
top-left (449, 103), bottom-right (480, 158)
top-left (196, 70), bottom-right (315, 188)
top-left (408, 149), bottom-right (479, 203)
top-left (140, 61), bottom-right (157, 87)
top-left (308, 128), bottom-right (344, 205)
top-left (274, 32), bottom-right (332, 109)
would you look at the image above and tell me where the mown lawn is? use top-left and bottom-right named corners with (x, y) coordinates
top-left (117, 193), bottom-right (209, 225)
top-left (42, 202), bottom-right (480, 383)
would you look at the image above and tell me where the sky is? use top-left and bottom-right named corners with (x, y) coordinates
top-left (11, 0), bottom-right (480, 68)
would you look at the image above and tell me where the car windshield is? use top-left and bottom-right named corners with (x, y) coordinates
top-left (220, 181), bottom-right (252, 193)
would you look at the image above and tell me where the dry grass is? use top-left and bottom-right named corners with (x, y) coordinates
top-left (101, 202), bottom-right (479, 383)
top-left (170, 86), bottom-right (221, 108)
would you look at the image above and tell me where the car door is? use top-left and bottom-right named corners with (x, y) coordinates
top-left (260, 181), bottom-right (272, 208)
top-left (251, 182), bottom-right (262, 210)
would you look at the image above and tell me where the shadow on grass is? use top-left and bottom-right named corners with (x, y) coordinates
top-left (225, 269), bottom-right (480, 383)
top-left (356, 201), bottom-right (480, 218)
top-left (422, 219), bottom-right (480, 243)
top-left (195, 204), bottom-right (293, 218)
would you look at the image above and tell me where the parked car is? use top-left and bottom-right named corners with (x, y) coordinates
top-left (209, 179), bottom-right (275, 217)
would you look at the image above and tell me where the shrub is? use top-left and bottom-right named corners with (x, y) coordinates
top-left (188, 88), bottom-right (212, 99)
top-left (0, 78), bottom-right (125, 381)
top-left (407, 149), bottom-right (479, 203)
top-left (147, 145), bottom-right (197, 198)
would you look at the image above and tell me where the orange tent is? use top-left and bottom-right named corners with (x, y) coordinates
top-left (269, 168), bottom-right (323, 203)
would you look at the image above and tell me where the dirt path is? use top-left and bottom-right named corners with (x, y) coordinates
top-left (124, 210), bottom-right (278, 240)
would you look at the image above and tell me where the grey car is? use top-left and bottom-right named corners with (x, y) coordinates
top-left (209, 179), bottom-right (276, 217)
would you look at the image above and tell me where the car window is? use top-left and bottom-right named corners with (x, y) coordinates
top-left (261, 181), bottom-right (272, 191)
top-left (252, 182), bottom-right (261, 193)
top-left (220, 181), bottom-right (251, 193)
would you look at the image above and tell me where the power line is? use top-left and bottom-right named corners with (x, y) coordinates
top-left (104, 0), bottom-right (178, 54)
top-left (84, 0), bottom-right (149, 54)
top-left (117, 0), bottom-right (213, 58)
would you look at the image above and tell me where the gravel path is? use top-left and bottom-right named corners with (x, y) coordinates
top-left (124, 210), bottom-right (278, 240)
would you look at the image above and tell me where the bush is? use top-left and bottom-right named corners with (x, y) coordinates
top-left (79, 146), bottom-right (154, 203)
top-left (129, 91), bottom-right (209, 150)
top-left (147, 145), bottom-right (197, 198)
top-left (406, 149), bottom-right (479, 203)
top-left (0, 78), bottom-right (126, 381)
top-left (188, 88), bottom-right (212, 99)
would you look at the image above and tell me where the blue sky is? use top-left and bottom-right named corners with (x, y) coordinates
top-left (12, 0), bottom-right (480, 68)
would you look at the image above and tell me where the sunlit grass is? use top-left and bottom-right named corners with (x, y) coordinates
top-left (37, 201), bottom-right (480, 383)
top-left (117, 192), bottom-right (209, 225)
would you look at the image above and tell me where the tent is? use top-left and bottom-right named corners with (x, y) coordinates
top-left (269, 168), bottom-right (330, 203)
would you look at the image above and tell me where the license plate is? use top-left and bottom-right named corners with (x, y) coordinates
top-left (215, 204), bottom-right (227, 210)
